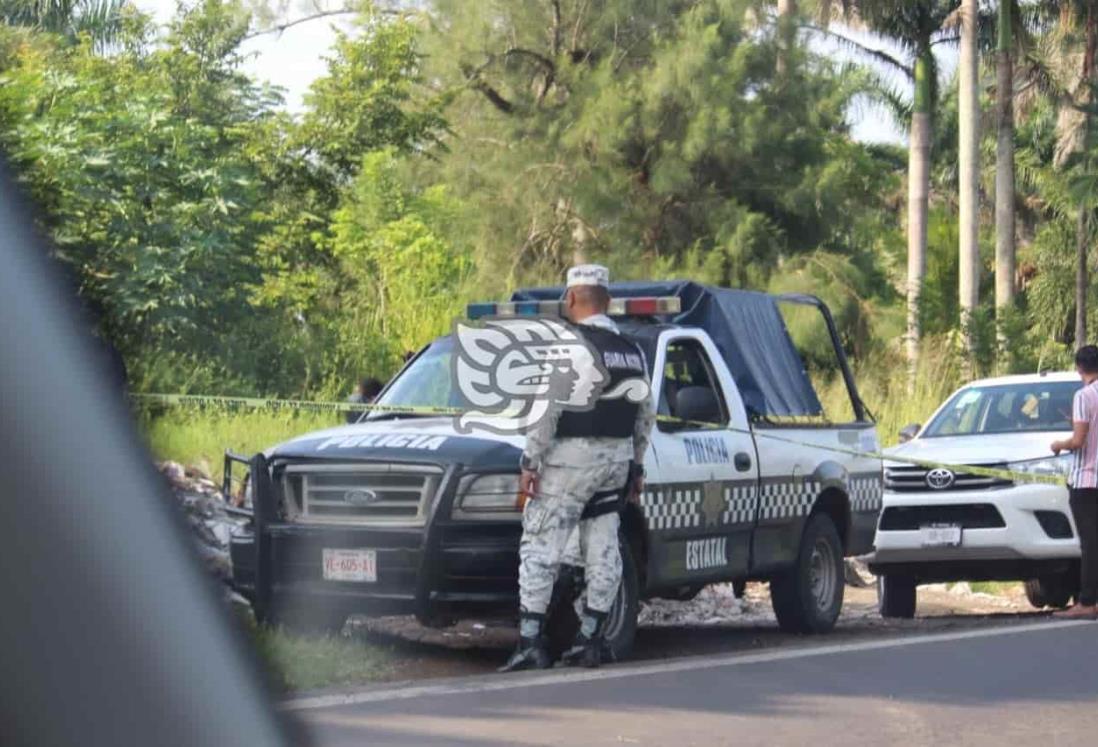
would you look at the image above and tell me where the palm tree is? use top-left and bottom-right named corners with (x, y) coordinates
top-left (0, 0), bottom-right (128, 47)
top-left (1071, 1), bottom-right (1098, 348)
top-left (995, 0), bottom-right (1017, 349)
top-left (1027, 0), bottom-right (1098, 347)
top-left (778, 0), bottom-right (798, 73)
top-left (822, 1), bottom-right (959, 383)
top-left (958, 0), bottom-right (979, 360)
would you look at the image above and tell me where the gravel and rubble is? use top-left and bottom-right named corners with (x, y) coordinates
top-left (158, 460), bottom-right (250, 607)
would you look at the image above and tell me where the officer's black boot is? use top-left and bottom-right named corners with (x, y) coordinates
top-left (560, 607), bottom-right (609, 668)
top-left (498, 612), bottom-right (551, 673)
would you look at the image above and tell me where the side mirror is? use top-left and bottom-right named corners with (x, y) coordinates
top-left (898, 423), bottom-right (921, 443)
top-left (675, 386), bottom-right (722, 425)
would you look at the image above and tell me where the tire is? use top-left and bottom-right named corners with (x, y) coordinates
top-left (877, 574), bottom-right (917, 619)
top-left (1025, 576), bottom-right (1074, 610)
top-left (262, 596), bottom-right (348, 637)
top-left (546, 534), bottom-right (640, 662)
top-left (770, 513), bottom-right (845, 634)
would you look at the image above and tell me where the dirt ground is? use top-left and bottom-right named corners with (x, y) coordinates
top-left (338, 580), bottom-right (1046, 686)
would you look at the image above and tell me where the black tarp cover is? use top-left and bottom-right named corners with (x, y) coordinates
top-left (511, 280), bottom-right (822, 418)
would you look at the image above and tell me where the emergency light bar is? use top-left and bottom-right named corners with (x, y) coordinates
top-left (466, 296), bottom-right (681, 320)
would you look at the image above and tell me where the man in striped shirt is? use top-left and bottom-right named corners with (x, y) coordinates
top-left (1051, 345), bottom-right (1098, 619)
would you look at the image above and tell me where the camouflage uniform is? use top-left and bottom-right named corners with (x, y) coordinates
top-left (518, 315), bottom-right (656, 617)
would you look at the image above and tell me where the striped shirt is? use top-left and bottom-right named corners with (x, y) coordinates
top-left (1069, 380), bottom-right (1098, 488)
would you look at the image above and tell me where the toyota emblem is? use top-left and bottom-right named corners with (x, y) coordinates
top-left (925, 468), bottom-right (955, 490)
top-left (344, 489), bottom-right (379, 507)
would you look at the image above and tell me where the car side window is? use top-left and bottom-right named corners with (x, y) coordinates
top-left (657, 339), bottom-right (728, 432)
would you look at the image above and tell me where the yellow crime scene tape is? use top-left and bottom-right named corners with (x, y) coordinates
top-left (131, 392), bottom-right (463, 416)
top-left (131, 393), bottom-right (1067, 487)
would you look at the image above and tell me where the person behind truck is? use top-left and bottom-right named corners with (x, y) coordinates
top-left (345, 377), bottom-right (383, 424)
top-left (1051, 345), bottom-right (1098, 620)
top-left (500, 264), bottom-right (656, 672)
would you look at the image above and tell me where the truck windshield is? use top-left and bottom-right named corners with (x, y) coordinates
top-left (369, 337), bottom-right (472, 417)
top-left (921, 380), bottom-right (1080, 437)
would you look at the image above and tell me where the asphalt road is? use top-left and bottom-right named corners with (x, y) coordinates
top-left (290, 619), bottom-right (1098, 746)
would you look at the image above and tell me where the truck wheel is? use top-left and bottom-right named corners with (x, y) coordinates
top-left (546, 535), bottom-right (640, 662)
top-left (877, 574), bottom-right (917, 619)
top-left (1024, 576), bottom-right (1073, 610)
top-left (263, 597), bottom-right (348, 637)
top-left (770, 513), bottom-right (845, 634)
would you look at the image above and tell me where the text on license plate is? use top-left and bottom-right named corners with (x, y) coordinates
top-left (919, 524), bottom-right (962, 548)
top-left (322, 549), bottom-right (377, 582)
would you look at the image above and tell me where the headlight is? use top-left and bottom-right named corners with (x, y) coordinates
top-left (455, 473), bottom-right (523, 517)
top-left (1005, 454), bottom-right (1073, 481)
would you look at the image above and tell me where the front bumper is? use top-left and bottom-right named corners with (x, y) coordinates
top-left (233, 520), bottom-right (523, 618)
top-left (231, 449), bottom-right (525, 621)
top-left (870, 482), bottom-right (1080, 569)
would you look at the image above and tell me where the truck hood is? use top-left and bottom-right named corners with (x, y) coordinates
top-left (885, 430), bottom-right (1071, 467)
top-left (268, 416), bottom-right (524, 470)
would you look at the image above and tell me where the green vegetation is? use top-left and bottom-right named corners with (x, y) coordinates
top-left (2, 0), bottom-right (1096, 406)
top-left (141, 408), bottom-right (338, 468)
top-left (252, 624), bottom-right (395, 691)
top-left (965, 581), bottom-right (1021, 597)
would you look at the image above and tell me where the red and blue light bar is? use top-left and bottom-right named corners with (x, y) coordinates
top-left (466, 296), bottom-right (681, 320)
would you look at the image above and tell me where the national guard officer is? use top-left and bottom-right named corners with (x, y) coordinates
top-left (500, 264), bottom-right (656, 671)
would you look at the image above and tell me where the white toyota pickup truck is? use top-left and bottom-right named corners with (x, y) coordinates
top-left (870, 372), bottom-right (1081, 617)
top-left (228, 281), bottom-right (883, 658)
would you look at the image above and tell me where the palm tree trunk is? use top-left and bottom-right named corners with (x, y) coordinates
top-left (995, 0), bottom-right (1015, 360)
top-left (907, 50), bottom-right (933, 387)
top-left (1077, 206), bottom-right (1089, 348)
top-left (1076, 0), bottom-right (1098, 348)
top-left (777, 0), bottom-right (797, 74)
top-left (958, 0), bottom-right (980, 365)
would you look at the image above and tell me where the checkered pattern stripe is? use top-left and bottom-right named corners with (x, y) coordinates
top-left (757, 479), bottom-right (820, 521)
top-left (641, 487), bottom-right (703, 531)
top-left (640, 482), bottom-right (757, 532)
top-left (641, 473), bottom-right (884, 532)
top-left (721, 483), bottom-right (758, 525)
top-left (849, 473), bottom-right (883, 512)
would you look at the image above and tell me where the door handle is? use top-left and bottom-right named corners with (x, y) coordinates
top-left (734, 452), bottom-right (752, 472)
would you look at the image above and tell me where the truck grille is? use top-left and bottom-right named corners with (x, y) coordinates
top-left (282, 464), bottom-right (443, 525)
top-left (884, 464), bottom-right (1013, 492)
top-left (878, 504), bottom-right (1006, 531)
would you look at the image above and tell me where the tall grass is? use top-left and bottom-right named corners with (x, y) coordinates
top-left (141, 409), bottom-right (340, 470)
top-left (816, 336), bottom-right (970, 446)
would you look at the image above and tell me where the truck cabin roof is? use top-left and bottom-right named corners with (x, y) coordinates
top-left (509, 280), bottom-right (827, 420)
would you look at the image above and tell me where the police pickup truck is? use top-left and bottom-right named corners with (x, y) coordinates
top-left (227, 281), bottom-right (882, 658)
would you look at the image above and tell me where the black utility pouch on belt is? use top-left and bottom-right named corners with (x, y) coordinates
top-left (580, 461), bottom-right (640, 520)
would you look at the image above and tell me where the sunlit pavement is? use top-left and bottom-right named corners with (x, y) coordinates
top-left (289, 620), bottom-right (1098, 746)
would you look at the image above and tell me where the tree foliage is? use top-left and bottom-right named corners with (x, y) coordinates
top-left (1, 0), bottom-right (1096, 397)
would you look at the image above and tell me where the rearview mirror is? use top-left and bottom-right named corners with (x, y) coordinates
top-left (898, 423), bottom-right (921, 443)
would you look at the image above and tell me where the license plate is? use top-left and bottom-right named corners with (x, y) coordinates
top-left (322, 549), bottom-right (377, 583)
top-left (919, 524), bottom-right (962, 548)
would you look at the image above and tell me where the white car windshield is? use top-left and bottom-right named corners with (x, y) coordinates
top-left (921, 381), bottom-right (1081, 437)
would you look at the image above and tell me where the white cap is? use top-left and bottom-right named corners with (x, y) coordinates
top-left (566, 264), bottom-right (610, 289)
